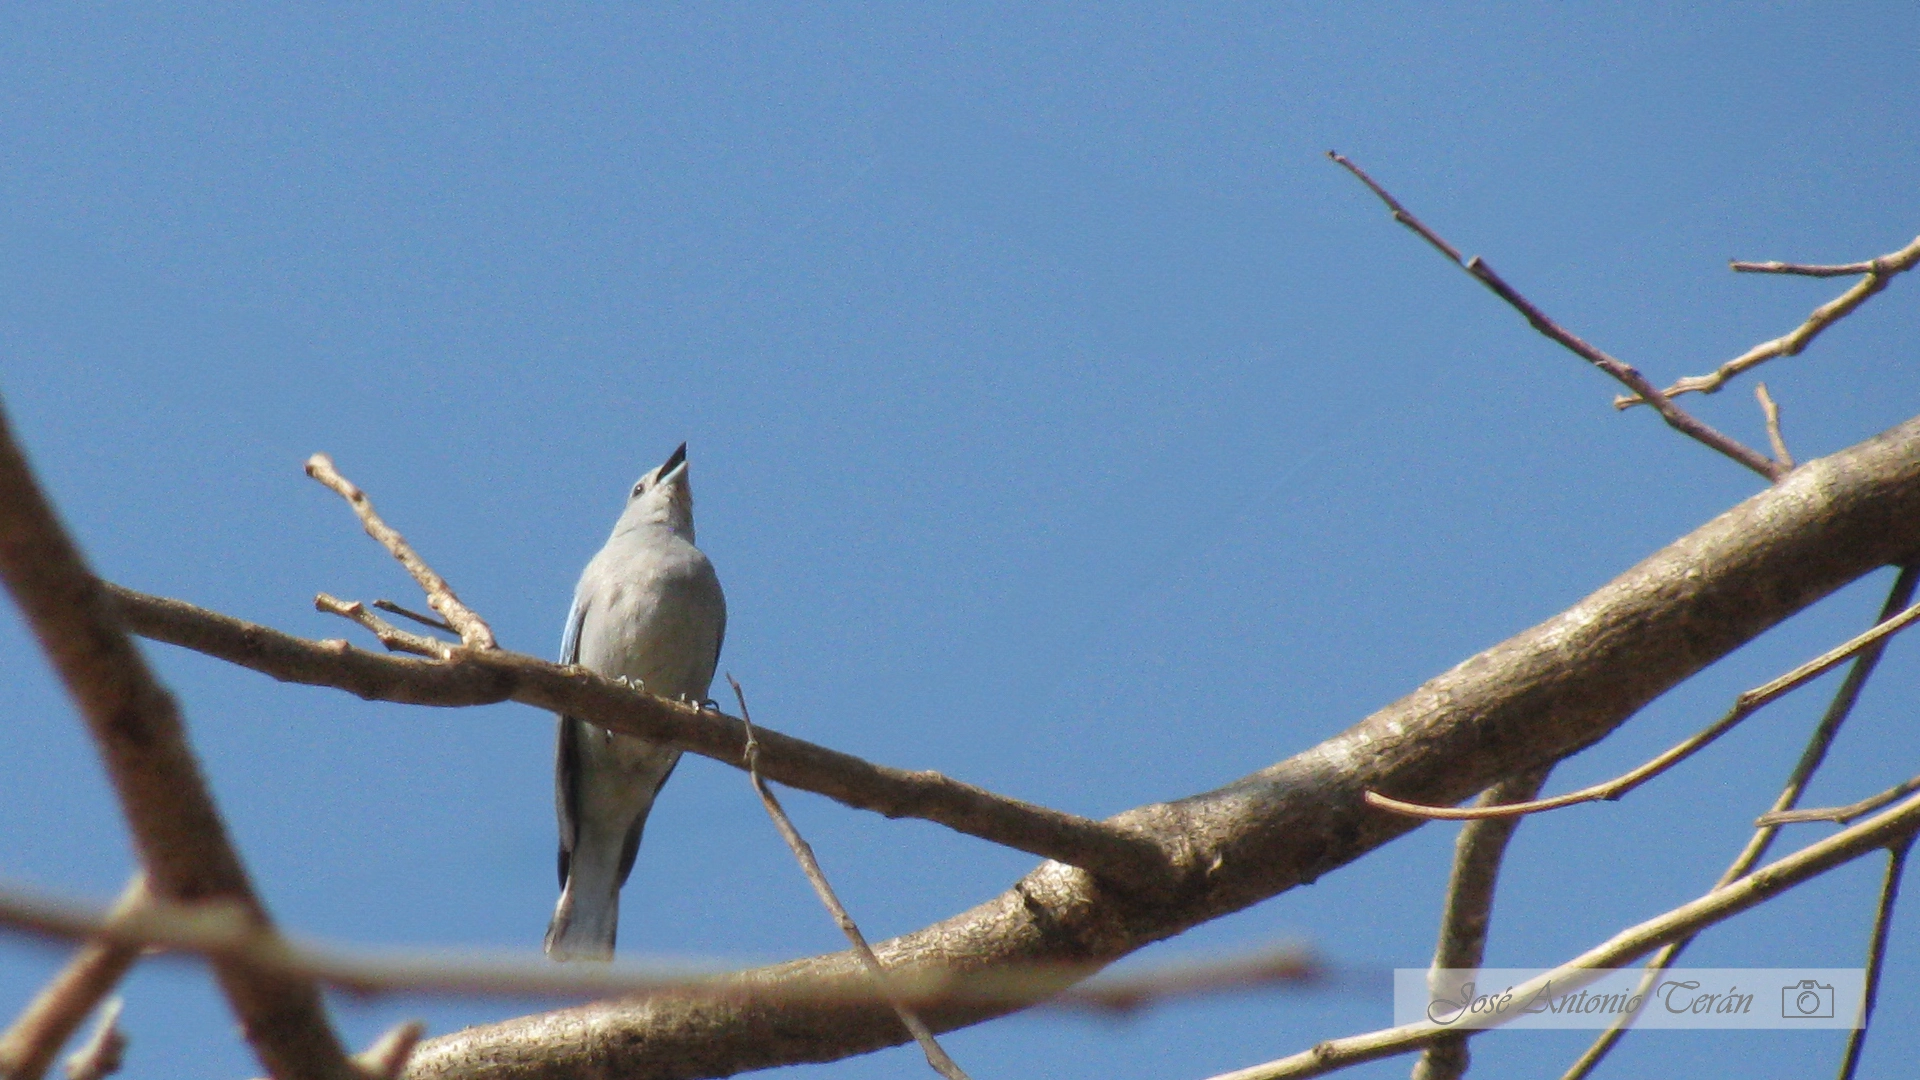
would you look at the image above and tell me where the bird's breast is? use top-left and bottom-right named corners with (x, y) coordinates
top-left (575, 544), bottom-right (724, 702)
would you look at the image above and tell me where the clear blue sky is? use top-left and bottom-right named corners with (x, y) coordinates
top-left (4, 6), bottom-right (1920, 1078)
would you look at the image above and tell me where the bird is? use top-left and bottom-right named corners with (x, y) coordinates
top-left (544, 442), bottom-right (726, 961)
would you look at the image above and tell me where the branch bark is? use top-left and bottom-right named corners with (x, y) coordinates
top-left (104, 589), bottom-right (1172, 891)
top-left (387, 412), bottom-right (1920, 1076)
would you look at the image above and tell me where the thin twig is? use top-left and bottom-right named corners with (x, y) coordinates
top-left (1614, 233), bottom-right (1920, 406)
top-left (1561, 565), bottom-right (1918, 1080)
top-left (1369, 590), bottom-right (1920, 821)
top-left (351, 1021), bottom-right (425, 1080)
top-left (1328, 151), bottom-right (1781, 481)
top-left (314, 594), bottom-right (452, 659)
top-left (1201, 781), bottom-right (1920, 1080)
top-left (1733, 258), bottom-right (1890, 277)
top-left (1411, 767), bottom-right (1552, 1080)
top-left (303, 454), bottom-right (496, 650)
top-left (0, 397), bottom-right (359, 1080)
top-left (371, 599), bottom-right (455, 634)
top-left (1760, 776), bottom-right (1920, 827)
top-left (729, 676), bottom-right (972, 1080)
top-left (1838, 838), bottom-right (1909, 1080)
top-left (0, 877), bottom-right (1313, 1011)
top-left (0, 876), bottom-right (148, 1080)
top-left (1325, 152), bottom-right (1463, 264)
top-left (57, 998), bottom-right (124, 1080)
top-left (1757, 383), bottom-right (1794, 470)
top-left (107, 584), bottom-right (1173, 890)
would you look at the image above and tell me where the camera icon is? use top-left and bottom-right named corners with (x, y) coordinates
top-left (1781, 980), bottom-right (1835, 1019)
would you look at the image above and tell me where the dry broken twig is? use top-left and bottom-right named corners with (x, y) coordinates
top-left (1203, 781), bottom-right (1920, 1080)
top-left (1327, 150), bottom-right (1781, 481)
top-left (352, 1021), bottom-right (425, 1080)
top-left (1617, 232), bottom-right (1920, 406)
top-left (730, 676), bottom-right (972, 1080)
top-left (304, 453), bottom-right (496, 650)
top-left (1756, 382), bottom-right (1793, 470)
top-left (1368, 589), bottom-right (1920, 821)
top-left (0, 876), bottom-right (149, 1080)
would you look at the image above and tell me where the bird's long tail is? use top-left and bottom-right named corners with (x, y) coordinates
top-left (544, 828), bottom-right (628, 961)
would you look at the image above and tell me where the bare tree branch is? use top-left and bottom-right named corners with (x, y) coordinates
top-left (1411, 767), bottom-right (1552, 1080)
top-left (1560, 563), bottom-right (1918, 1080)
top-left (1328, 151), bottom-right (1781, 480)
top-left (1614, 233), bottom-right (1920, 406)
top-left (314, 594), bottom-right (452, 659)
top-left (729, 676), bottom-right (971, 1080)
top-left (304, 454), bottom-right (496, 650)
top-left (1202, 783), bottom-right (1920, 1080)
top-left (371, 600), bottom-right (455, 634)
top-left (1838, 838), bottom-right (1910, 1080)
top-left (0, 877), bottom-right (147, 1080)
top-left (0, 397), bottom-right (358, 1080)
top-left (390, 415), bottom-right (1920, 1078)
top-left (1760, 777), bottom-right (1920, 828)
top-left (1368, 586), bottom-right (1920, 821)
top-left (0, 877), bottom-right (1313, 1012)
top-left (104, 586), bottom-right (1174, 890)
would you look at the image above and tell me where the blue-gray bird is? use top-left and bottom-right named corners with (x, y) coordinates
top-left (545, 442), bottom-right (726, 961)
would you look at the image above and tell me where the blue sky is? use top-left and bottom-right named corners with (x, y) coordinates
top-left (3, 5), bottom-right (1920, 1078)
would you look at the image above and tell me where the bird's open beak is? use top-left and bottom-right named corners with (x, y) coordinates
top-left (656, 442), bottom-right (689, 486)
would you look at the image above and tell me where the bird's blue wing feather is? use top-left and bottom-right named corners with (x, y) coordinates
top-left (553, 593), bottom-right (590, 885)
top-left (559, 593), bottom-right (586, 666)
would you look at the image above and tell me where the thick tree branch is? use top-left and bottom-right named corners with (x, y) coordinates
top-left (1368, 587), bottom-right (1920, 820)
top-left (384, 413), bottom-right (1920, 1077)
top-left (0, 398), bottom-right (357, 1080)
top-left (104, 588), bottom-right (1172, 890)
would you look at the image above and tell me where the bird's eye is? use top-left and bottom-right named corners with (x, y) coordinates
top-left (630, 481), bottom-right (646, 498)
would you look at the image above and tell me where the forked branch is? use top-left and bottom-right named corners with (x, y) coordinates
top-left (1616, 232), bottom-right (1920, 406)
top-left (1328, 151), bottom-right (1781, 481)
top-left (304, 453), bottom-right (496, 650)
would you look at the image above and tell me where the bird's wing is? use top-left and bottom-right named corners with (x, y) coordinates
top-left (559, 591), bottom-right (587, 666)
top-left (553, 593), bottom-right (591, 885)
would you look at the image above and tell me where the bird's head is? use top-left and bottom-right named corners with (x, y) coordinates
top-left (616, 442), bottom-right (695, 539)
